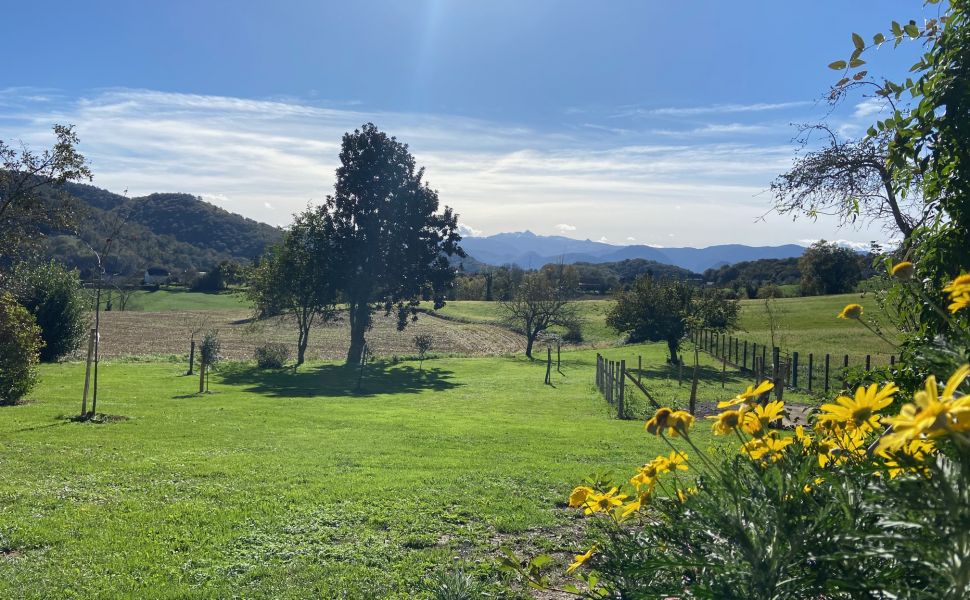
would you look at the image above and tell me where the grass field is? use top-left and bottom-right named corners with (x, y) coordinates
top-left (118, 288), bottom-right (251, 312)
top-left (0, 344), bottom-right (725, 599)
top-left (736, 292), bottom-right (898, 359)
top-left (426, 300), bottom-right (622, 346)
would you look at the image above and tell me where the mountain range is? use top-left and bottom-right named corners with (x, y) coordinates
top-left (43, 182), bottom-right (806, 277)
top-left (459, 231), bottom-right (806, 273)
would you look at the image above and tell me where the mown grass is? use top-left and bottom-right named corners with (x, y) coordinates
top-left (736, 292), bottom-right (899, 359)
top-left (0, 343), bottom-right (728, 599)
top-left (119, 288), bottom-right (251, 312)
top-left (427, 300), bottom-right (622, 346)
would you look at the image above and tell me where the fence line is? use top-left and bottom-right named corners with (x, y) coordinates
top-left (691, 328), bottom-right (898, 396)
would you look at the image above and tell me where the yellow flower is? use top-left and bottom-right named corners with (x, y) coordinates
top-left (645, 408), bottom-right (694, 437)
top-left (803, 477), bottom-right (825, 494)
top-left (667, 410), bottom-right (695, 437)
top-left (817, 428), bottom-right (867, 467)
top-left (795, 425), bottom-right (812, 447)
top-left (741, 400), bottom-right (785, 437)
top-left (879, 439), bottom-right (936, 478)
top-left (568, 486), bottom-right (594, 508)
top-left (880, 364), bottom-right (970, 450)
top-left (566, 545), bottom-right (596, 574)
top-left (943, 274), bottom-right (970, 313)
top-left (676, 486), bottom-right (697, 503)
top-left (838, 303), bottom-right (863, 320)
top-left (709, 409), bottom-right (742, 435)
top-left (819, 383), bottom-right (898, 432)
top-left (891, 261), bottom-right (915, 281)
top-left (620, 496), bottom-right (645, 518)
top-left (644, 407), bottom-right (672, 435)
top-left (741, 433), bottom-right (793, 461)
top-left (630, 451), bottom-right (688, 489)
top-left (717, 380), bottom-right (774, 409)
top-left (584, 488), bottom-right (627, 515)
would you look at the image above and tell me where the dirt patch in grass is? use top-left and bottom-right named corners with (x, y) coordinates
top-left (86, 309), bottom-right (527, 360)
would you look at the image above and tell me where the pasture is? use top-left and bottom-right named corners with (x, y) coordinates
top-left (0, 346), bottom-right (704, 599)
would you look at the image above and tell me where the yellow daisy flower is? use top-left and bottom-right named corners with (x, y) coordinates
top-left (891, 261), bottom-right (915, 280)
top-left (584, 488), bottom-right (627, 515)
top-left (566, 545), bottom-right (596, 573)
top-left (709, 409), bottom-right (742, 435)
top-left (568, 486), bottom-right (594, 508)
top-left (838, 303), bottom-right (863, 319)
top-left (819, 383), bottom-right (898, 432)
top-left (717, 380), bottom-right (774, 409)
top-left (741, 433), bottom-right (793, 461)
top-left (943, 274), bottom-right (970, 313)
top-left (880, 364), bottom-right (970, 450)
top-left (742, 400), bottom-right (785, 436)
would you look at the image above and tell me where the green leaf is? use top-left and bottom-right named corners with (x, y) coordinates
top-left (904, 22), bottom-right (919, 37)
top-left (849, 58), bottom-right (866, 68)
top-left (852, 32), bottom-right (865, 50)
top-left (867, 126), bottom-right (878, 137)
top-left (891, 21), bottom-right (902, 36)
top-left (873, 32), bottom-right (886, 45)
top-left (828, 60), bottom-right (847, 70)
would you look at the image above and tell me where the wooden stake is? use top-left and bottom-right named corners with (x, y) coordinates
top-left (81, 328), bottom-right (95, 416)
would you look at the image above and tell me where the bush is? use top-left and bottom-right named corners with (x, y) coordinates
top-left (562, 322), bottom-right (584, 343)
top-left (254, 342), bottom-right (290, 369)
top-left (13, 261), bottom-right (88, 361)
top-left (0, 292), bottom-right (43, 405)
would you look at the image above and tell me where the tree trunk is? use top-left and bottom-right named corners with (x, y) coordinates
top-left (346, 302), bottom-right (369, 365)
top-left (525, 334), bottom-right (535, 359)
top-left (667, 338), bottom-right (681, 365)
top-left (297, 327), bottom-right (308, 366)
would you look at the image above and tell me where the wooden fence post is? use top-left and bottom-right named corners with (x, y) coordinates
top-left (791, 351), bottom-right (799, 389)
top-left (618, 360), bottom-right (626, 419)
top-left (689, 347), bottom-right (700, 415)
top-left (743, 340), bottom-right (748, 371)
top-left (198, 358), bottom-right (206, 393)
top-left (638, 355), bottom-right (642, 385)
top-left (843, 354), bottom-right (849, 387)
top-left (187, 340), bottom-right (195, 376)
top-left (545, 347), bottom-right (552, 385)
top-left (865, 354), bottom-right (871, 371)
top-left (81, 328), bottom-right (96, 416)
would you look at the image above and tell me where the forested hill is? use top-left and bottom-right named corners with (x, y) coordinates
top-left (43, 182), bottom-right (283, 278)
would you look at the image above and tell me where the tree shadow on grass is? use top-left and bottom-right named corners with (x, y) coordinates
top-left (215, 362), bottom-right (461, 399)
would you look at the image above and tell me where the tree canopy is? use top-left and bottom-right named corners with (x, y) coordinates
top-left (325, 124), bottom-right (464, 365)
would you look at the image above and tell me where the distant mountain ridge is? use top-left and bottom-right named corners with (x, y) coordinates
top-left (44, 182), bottom-right (283, 278)
top-left (459, 231), bottom-right (806, 273)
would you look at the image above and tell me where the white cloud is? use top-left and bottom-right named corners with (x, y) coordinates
top-left (626, 236), bottom-right (636, 242)
top-left (621, 101), bottom-right (812, 118)
top-left (0, 87), bottom-right (891, 246)
top-left (458, 223), bottom-right (482, 237)
top-left (598, 236), bottom-right (609, 243)
top-left (798, 238), bottom-right (872, 251)
top-left (853, 98), bottom-right (886, 119)
top-left (554, 223), bottom-right (577, 232)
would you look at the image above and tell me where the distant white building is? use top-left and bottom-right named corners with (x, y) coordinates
top-left (143, 267), bottom-right (170, 285)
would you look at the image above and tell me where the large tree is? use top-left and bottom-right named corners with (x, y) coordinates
top-left (325, 124), bottom-right (463, 365)
top-left (797, 240), bottom-right (863, 296)
top-left (501, 272), bottom-right (581, 359)
top-left (606, 277), bottom-right (739, 364)
top-left (0, 125), bottom-right (91, 270)
top-left (247, 206), bottom-right (338, 366)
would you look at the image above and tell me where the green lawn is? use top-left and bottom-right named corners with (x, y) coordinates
top-left (427, 300), bottom-right (621, 346)
top-left (115, 288), bottom-right (251, 312)
top-left (737, 292), bottom-right (899, 359)
top-left (0, 344), bottom-right (727, 599)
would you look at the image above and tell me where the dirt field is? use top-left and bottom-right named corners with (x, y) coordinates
top-left (89, 309), bottom-right (527, 360)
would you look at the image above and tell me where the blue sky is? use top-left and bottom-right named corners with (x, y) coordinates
top-left (0, 1), bottom-right (934, 247)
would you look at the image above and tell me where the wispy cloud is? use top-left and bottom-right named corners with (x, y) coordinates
top-left (554, 223), bottom-right (577, 232)
top-left (618, 101), bottom-right (813, 118)
top-left (0, 88), bottom-right (880, 246)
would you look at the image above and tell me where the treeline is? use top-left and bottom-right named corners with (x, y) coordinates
top-left (450, 258), bottom-right (695, 300)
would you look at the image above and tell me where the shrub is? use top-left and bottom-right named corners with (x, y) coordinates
top-left (254, 342), bottom-right (290, 369)
top-left (0, 292), bottom-right (43, 405)
top-left (13, 261), bottom-right (88, 361)
top-left (413, 334), bottom-right (433, 369)
top-left (562, 322), bottom-right (584, 343)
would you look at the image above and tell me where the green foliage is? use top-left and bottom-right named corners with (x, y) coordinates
top-left (247, 206), bottom-right (339, 365)
top-left (254, 342), bottom-right (290, 369)
top-left (607, 277), bottom-right (738, 363)
top-left (325, 123), bottom-right (464, 365)
top-left (798, 240), bottom-right (863, 296)
top-left (12, 260), bottom-right (88, 362)
top-left (0, 125), bottom-right (91, 267)
top-left (0, 291), bottom-right (42, 404)
top-left (501, 272), bottom-right (581, 359)
top-left (703, 257), bottom-right (801, 294)
top-left (39, 183), bottom-right (283, 278)
top-left (190, 260), bottom-right (245, 292)
top-left (199, 330), bottom-right (221, 369)
top-left (413, 334), bottom-right (433, 369)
